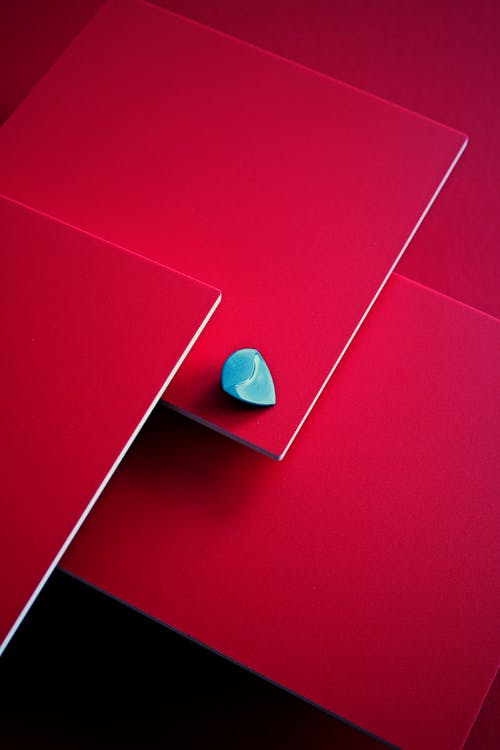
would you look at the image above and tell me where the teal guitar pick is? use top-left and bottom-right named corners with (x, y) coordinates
top-left (221, 349), bottom-right (276, 406)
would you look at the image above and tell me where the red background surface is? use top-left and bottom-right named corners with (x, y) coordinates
top-left (1, 1), bottom-right (498, 747)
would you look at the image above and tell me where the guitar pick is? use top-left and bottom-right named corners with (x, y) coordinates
top-left (221, 349), bottom-right (276, 406)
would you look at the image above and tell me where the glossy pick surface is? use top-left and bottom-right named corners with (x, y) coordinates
top-left (221, 349), bottom-right (276, 406)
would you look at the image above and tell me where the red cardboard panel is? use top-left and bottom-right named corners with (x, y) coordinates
top-left (63, 274), bottom-right (500, 750)
top-left (0, 196), bottom-right (220, 655)
top-left (1, 0), bottom-right (497, 318)
top-left (157, 0), bottom-right (500, 320)
top-left (0, 0), bottom-right (467, 458)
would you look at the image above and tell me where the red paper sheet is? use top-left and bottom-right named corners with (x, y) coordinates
top-left (2, 0), bottom-right (497, 319)
top-left (63, 274), bottom-right (500, 750)
top-left (0, 196), bottom-right (220, 654)
top-left (0, 0), bottom-right (466, 458)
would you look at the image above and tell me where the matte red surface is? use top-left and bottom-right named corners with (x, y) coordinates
top-left (63, 274), bottom-right (500, 750)
top-left (0, 196), bottom-right (219, 654)
top-left (463, 669), bottom-right (500, 750)
top-left (1, 0), bottom-right (497, 319)
top-left (158, 0), bottom-right (500, 320)
top-left (0, 0), bottom-right (466, 459)
top-left (0, 0), bottom-right (102, 124)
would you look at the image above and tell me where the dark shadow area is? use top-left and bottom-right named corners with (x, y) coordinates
top-left (115, 404), bottom-right (276, 520)
top-left (0, 569), bottom-right (390, 750)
